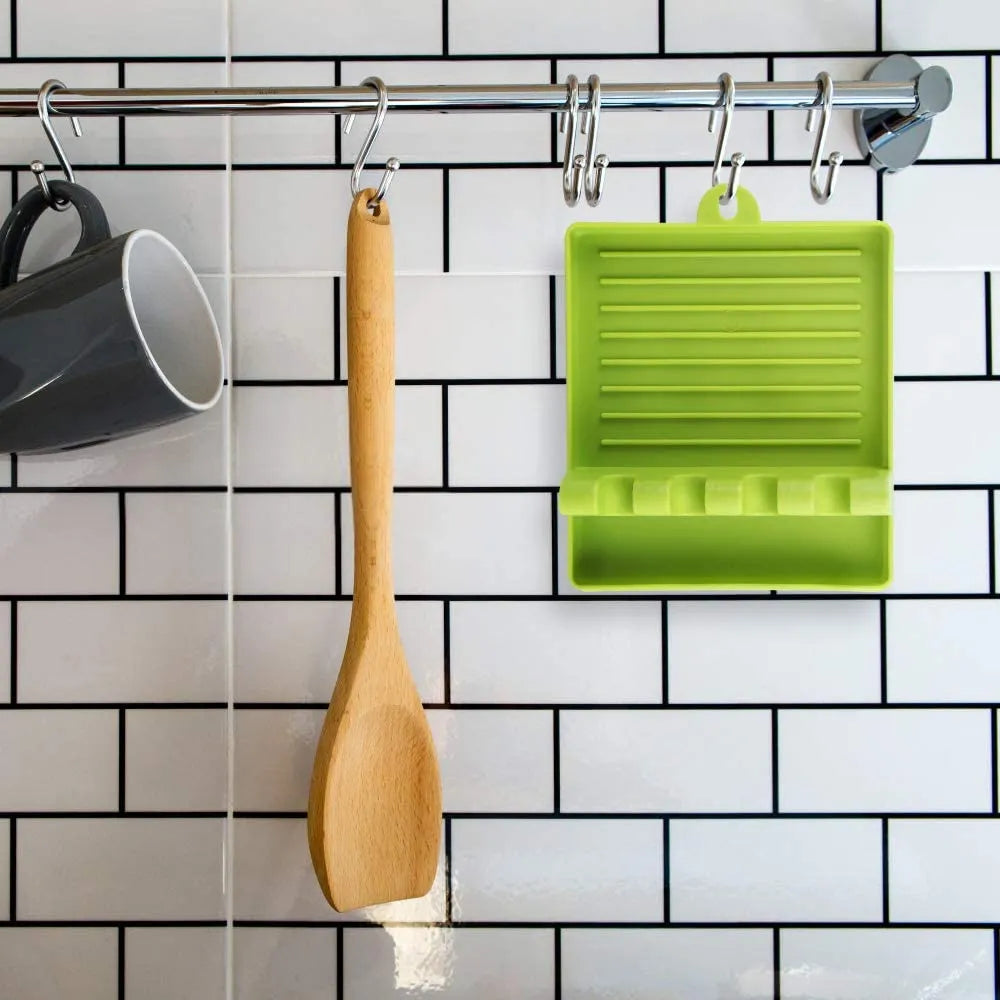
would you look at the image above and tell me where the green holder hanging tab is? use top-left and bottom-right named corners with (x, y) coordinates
top-left (559, 185), bottom-right (893, 590)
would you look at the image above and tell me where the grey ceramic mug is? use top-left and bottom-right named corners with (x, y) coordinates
top-left (0, 180), bottom-right (224, 453)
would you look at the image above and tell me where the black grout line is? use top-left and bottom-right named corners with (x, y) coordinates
top-left (332, 276), bottom-right (342, 383)
top-left (550, 492), bottom-right (559, 595)
top-left (442, 601), bottom-right (451, 705)
top-left (334, 491), bottom-right (343, 597)
top-left (549, 60), bottom-right (558, 165)
top-left (660, 600), bottom-right (669, 704)
top-left (874, 0), bottom-right (882, 52)
top-left (986, 273), bottom-right (994, 377)
top-left (771, 710), bottom-right (779, 813)
top-left (657, 0), bottom-right (665, 54)
top-left (896, 374), bottom-right (1000, 382)
top-left (548, 275), bottom-right (558, 380)
top-left (441, 0), bottom-right (449, 57)
top-left (441, 168), bottom-right (450, 272)
top-left (879, 599), bottom-right (888, 703)
top-left (986, 55), bottom-right (994, 163)
top-left (993, 927), bottom-right (999, 1000)
top-left (766, 56), bottom-right (775, 163)
top-left (881, 817), bottom-right (890, 924)
top-left (992, 709), bottom-right (998, 814)
top-left (336, 925), bottom-right (344, 1000)
top-left (989, 491), bottom-right (996, 594)
top-left (117, 493), bottom-right (126, 596)
top-left (552, 710), bottom-right (560, 814)
top-left (9, 601), bottom-right (15, 705)
top-left (773, 927), bottom-right (781, 1000)
top-left (8, 453), bottom-right (16, 487)
top-left (444, 817), bottom-right (453, 924)
top-left (662, 819), bottom-right (670, 924)
top-left (118, 709), bottom-right (126, 812)
top-left (554, 926), bottom-right (562, 999)
top-left (8, 0), bottom-right (15, 60)
top-left (117, 63), bottom-right (126, 166)
top-left (875, 169), bottom-right (884, 221)
top-left (658, 166), bottom-right (666, 222)
top-left (441, 385), bottom-right (449, 488)
top-left (8, 817), bottom-right (15, 922)
top-left (334, 60), bottom-right (343, 165)
top-left (117, 925), bottom-right (125, 1000)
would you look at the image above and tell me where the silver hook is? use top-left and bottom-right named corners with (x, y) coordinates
top-left (580, 75), bottom-right (610, 207)
top-left (708, 73), bottom-right (745, 206)
top-left (343, 76), bottom-right (400, 210)
top-left (559, 75), bottom-right (584, 206)
top-left (806, 72), bottom-right (843, 204)
top-left (30, 79), bottom-right (84, 212)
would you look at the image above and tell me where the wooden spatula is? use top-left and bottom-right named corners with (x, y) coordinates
top-left (307, 189), bottom-right (441, 912)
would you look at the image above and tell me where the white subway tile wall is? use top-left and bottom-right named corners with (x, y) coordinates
top-left (0, 0), bottom-right (997, 997)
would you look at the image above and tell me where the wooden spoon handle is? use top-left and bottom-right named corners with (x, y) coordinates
top-left (346, 190), bottom-right (394, 611)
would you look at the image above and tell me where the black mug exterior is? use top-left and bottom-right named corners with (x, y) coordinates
top-left (0, 181), bottom-right (223, 453)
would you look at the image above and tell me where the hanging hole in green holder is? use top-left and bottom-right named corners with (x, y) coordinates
top-left (696, 184), bottom-right (762, 225)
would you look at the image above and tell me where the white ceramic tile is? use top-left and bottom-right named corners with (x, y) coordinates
top-left (394, 275), bottom-right (551, 380)
top-left (431, 709), bottom-right (553, 813)
top-left (234, 599), bottom-right (443, 702)
top-left (562, 928), bottom-right (773, 1000)
top-left (124, 63), bottom-right (228, 165)
top-left (0, 603), bottom-right (9, 704)
top-left (230, 62), bottom-right (337, 164)
top-left (886, 166), bottom-right (1000, 271)
top-left (126, 709), bottom-right (227, 811)
top-left (0, 493), bottom-right (118, 595)
top-left (668, 599), bottom-right (880, 704)
top-left (344, 927), bottom-right (554, 1000)
top-left (127, 927), bottom-right (226, 1000)
top-left (234, 385), bottom-right (441, 486)
top-left (234, 708), bottom-right (322, 811)
top-left (17, 600), bottom-right (226, 702)
top-left (234, 927), bottom-right (338, 1000)
top-left (0, 709), bottom-right (117, 811)
top-left (559, 59), bottom-right (769, 164)
top-left (0, 64), bottom-right (119, 165)
top-left (889, 490), bottom-right (990, 594)
top-left (918, 57), bottom-right (988, 161)
top-left (233, 493), bottom-right (336, 595)
top-left (19, 169), bottom-right (227, 274)
top-left (342, 493), bottom-right (551, 595)
top-left (125, 492), bottom-right (227, 594)
top-left (670, 819), bottom-right (883, 922)
top-left (890, 820), bottom-right (1000, 922)
top-left (231, 0), bottom-right (441, 55)
top-left (449, 385), bottom-right (564, 487)
top-left (449, 168), bottom-right (659, 274)
top-left (780, 928), bottom-right (995, 1000)
top-left (19, 0), bottom-right (225, 56)
top-left (232, 168), bottom-right (443, 274)
top-left (896, 382), bottom-right (1000, 484)
top-left (233, 276), bottom-right (336, 380)
top-left (883, 0), bottom-right (1000, 48)
top-left (451, 818), bottom-right (662, 922)
top-left (886, 600), bottom-right (1000, 703)
top-left (666, 165), bottom-right (877, 223)
top-left (18, 818), bottom-right (225, 920)
top-left (0, 9), bottom-right (8, 56)
top-left (450, 600), bottom-right (662, 703)
top-left (17, 406), bottom-right (227, 488)
top-left (894, 272), bottom-right (986, 377)
top-left (561, 709), bottom-right (771, 813)
top-left (0, 928), bottom-right (117, 999)
top-left (233, 817), bottom-right (445, 921)
top-left (343, 62), bottom-right (550, 164)
top-left (662, 0), bottom-right (874, 50)
top-left (450, 0), bottom-right (657, 53)
top-left (780, 709), bottom-right (993, 812)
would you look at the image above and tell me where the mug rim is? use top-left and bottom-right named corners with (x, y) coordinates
top-left (121, 228), bottom-right (224, 412)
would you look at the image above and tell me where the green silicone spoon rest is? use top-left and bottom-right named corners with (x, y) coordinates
top-left (559, 185), bottom-right (892, 590)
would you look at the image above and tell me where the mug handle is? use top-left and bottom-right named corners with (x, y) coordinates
top-left (0, 180), bottom-right (112, 289)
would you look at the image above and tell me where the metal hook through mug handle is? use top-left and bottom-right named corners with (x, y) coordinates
top-left (559, 75), bottom-right (584, 206)
top-left (30, 79), bottom-right (84, 212)
top-left (343, 76), bottom-right (400, 210)
top-left (708, 73), bottom-right (745, 206)
top-left (806, 72), bottom-right (843, 204)
top-left (580, 75), bottom-right (610, 207)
